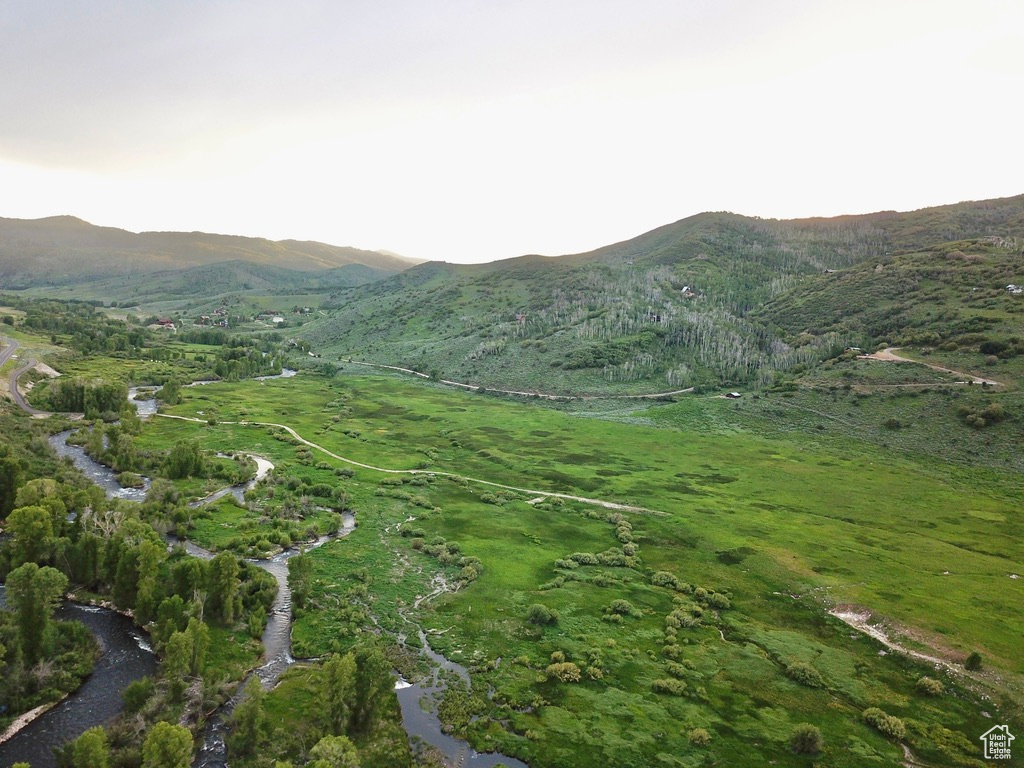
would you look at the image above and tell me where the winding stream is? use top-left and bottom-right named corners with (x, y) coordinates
top-left (0, 586), bottom-right (157, 768)
top-left (17, 375), bottom-right (529, 768)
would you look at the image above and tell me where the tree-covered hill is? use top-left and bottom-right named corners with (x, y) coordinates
top-left (302, 195), bottom-right (1024, 393)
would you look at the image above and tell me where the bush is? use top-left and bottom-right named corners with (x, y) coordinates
top-left (785, 661), bottom-right (824, 688)
top-left (707, 592), bottom-right (730, 610)
top-left (526, 603), bottom-right (559, 626)
top-left (789, 723), bottom-right (823, 754)
top-left (545, 662), bottom-right (581, 683)
top-left (916, 676), bottom-right (944, 696)
top-left (607, 599), bottom-right (634, 615)
top-left (687, 728), bottom-right (712, 747)
top-left (965, 651), bottom-right (983, 670)
top-left (651, 678), bottom-right (686, 696)
top-left (863, 708), bottom-right (906, 740)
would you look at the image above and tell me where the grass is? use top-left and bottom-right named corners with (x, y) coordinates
top-left (124, 368), bottom-right (1023, 768)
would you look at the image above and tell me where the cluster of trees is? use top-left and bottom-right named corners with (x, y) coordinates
top-left (227, 645), bottom-right (404, 766)
top-left (19, 298), bottom-right (150, 355)
top-left (42, 378), bottom-right (128, 419)
top-left (0, 470), bottom-right (277, 763)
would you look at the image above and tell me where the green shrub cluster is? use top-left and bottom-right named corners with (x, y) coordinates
top-left (863, 707), bottom-right (906, 740)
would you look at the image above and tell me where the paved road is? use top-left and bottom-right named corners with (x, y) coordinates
top-left (0, 335), bottom-right (20, 367)
top-left (10, 359), bottom-right (51, 416)
top-left (2, 336), bottom-right (53, 417)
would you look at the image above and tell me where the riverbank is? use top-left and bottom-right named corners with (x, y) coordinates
top-left (0, 698), bottom-right (67, 745)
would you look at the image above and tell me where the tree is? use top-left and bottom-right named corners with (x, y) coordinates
top-left (228, 682), bottom-right (267, 757)
top-left (185, 617), bottom-right (209, 676)
top-left (154, 595), bottom-right (188, 648)
top-left (789, 723), bottom-right (823, 754)
top-left (72, 726), bottom-right (110, 768)
top-left (965, 651), bottom-right (983, 671)
top-left (134, 539), bottom-right (166, 624)
top-left (159, 379), bottom-right (181, 406)
top-left (142, 722), bottom-right (193, 768)
top-left (323, 652), bottom-right (356, 735)
top-left (309, 735), bottom-right (360, 768)
top-left (165, 440), bottom-right (205, 479)
top-left (288, 554), bottom-right (312, 610)
top-left (0, 450), bottom-right (21, 519)
top-left (5, 505), bottom-right (55, 565)
top-left (351, 646), bottom-right (392, 734)
top-left (207, 552), bottom-right (240, 625)
top-left (5, 562), bottom-right (68, 664)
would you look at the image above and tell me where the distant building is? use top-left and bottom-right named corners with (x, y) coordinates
top-left (1007, 284), bottom-right (1023, 294)
top-left (726, 392), bottom-right (742, 399)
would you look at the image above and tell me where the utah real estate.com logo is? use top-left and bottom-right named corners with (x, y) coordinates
top-left (980, 724), bottom-right (1014, 760)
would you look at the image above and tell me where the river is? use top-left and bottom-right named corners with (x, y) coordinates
top-left (18, 377), bottom-right (529, 768)
top-left (0, 586), bottom-right (157, 768)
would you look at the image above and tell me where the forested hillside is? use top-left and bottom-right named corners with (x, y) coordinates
top-left (302, 195), bottom-right (1024, 393)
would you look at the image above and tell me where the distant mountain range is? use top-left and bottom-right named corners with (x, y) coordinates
top-left (0, 215), bottom-right (420, 288)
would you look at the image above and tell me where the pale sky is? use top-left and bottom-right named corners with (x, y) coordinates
top-left (1, 0), bottom-right (1022, 263)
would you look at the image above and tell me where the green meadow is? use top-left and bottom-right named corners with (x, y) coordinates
top-left (127, 367), bottom-right (1023, 768)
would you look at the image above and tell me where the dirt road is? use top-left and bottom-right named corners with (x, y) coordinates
top-left (157, 413), bottom-right (655, 514)
top-left (346, 359), bottom-right (694, 400)
top-left (858, 347), bottom-right (1003, 387)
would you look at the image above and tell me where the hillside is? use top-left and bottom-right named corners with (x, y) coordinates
top-left (302, 195), bottom-right (1024, 394)
top-left (16, 259), bottom-right (393, 307)
top-left (0, 215), bottom-right (419, 287)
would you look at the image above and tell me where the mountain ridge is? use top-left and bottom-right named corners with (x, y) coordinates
top-left (0, 215), bottom-right (420, 287)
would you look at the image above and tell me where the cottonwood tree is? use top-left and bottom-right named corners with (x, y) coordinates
top-left (323, 652), bottom-right (356, 735)
top-left (72, 726), bottom-right (111, 768)
top-left (5, 562), bottom-right (68, 664)
top-left (207, 552), bottom-right (240, 625)
top-left (142, 722), bottom-right (193, 768)
top-left (227, 682), bottom-right (268, 757)
top-left (5, 505), bottom-right (54, 565)
top-left (309, 735), bottom-right (360, 768)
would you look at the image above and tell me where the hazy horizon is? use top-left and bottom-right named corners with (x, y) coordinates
top-left (2, 0), bottom-right (1022, 264)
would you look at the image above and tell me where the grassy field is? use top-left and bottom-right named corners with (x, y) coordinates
top-left (123, 367), bottom-right (1023, 768)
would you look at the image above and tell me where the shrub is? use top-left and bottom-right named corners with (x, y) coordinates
top-left (607, 599), bottom-right (635, 615)
top-left (526, 603), bottom-right (559, 626)
top-left (916, 676), bottom-right (944, 696)
top-left (687, 728), bottom-right (711, 747)
top-left (965, 651), bottom-right (983, 670)
top-left (785, 661), bottom-right (824, 688)
top-left (707, 592), bottom-right (730, 610)
top-left (545, 662), bottom-right (581, 683)
top-left (863, 708), bottom-right (906, 740)
top-left (651, 678), bottom-right (686, 696)
top-left (789, 723), bottom-right (823, 754)
top-left (652, 571), bottom-right (679, 589)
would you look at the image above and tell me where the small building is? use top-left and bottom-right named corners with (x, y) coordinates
top-left (726, 392), bottom-right (742, 399)
top-left (272, 316), bottom-right (285, 324)
top-left (1007, 284), bottom-right (1023, 294)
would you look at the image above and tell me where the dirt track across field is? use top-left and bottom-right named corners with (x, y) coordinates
top-left (345, 359), bottom-right (694, 400)
top-left (858, 347), bottom-right (1003, 387)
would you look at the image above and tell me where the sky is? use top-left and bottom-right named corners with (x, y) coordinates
top-left (1, 0), bottom-right (1022, 264)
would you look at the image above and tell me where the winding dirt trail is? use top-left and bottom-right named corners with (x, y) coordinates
top-left (345, 359), bottom-right (694, 400)
top-left (156, 413), bottom-right (654, 514)
top-left (858, 347), bottom-right (1003, 387)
